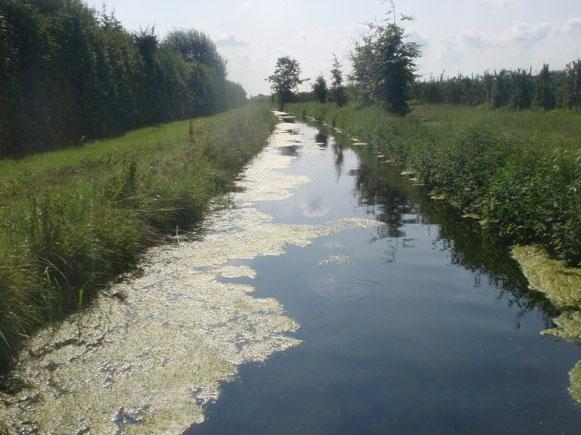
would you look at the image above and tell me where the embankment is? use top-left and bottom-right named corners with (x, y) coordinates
top-left (0, 104), bottom-right (277, 369)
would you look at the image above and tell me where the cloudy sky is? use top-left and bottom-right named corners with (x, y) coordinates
top-left (84, 0), bottom-right (581, 96)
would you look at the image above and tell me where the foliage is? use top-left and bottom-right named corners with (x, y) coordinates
top-left (162, 29), bottom-right (226, 79)
top-left (312, 76), bottom-right (328, 104)
top-left (535, 64), bottom-right (557, 111)
top-left (0, 0), bottom-right (245, 158)
top-left (350, 9), bottom-right (420, 115)
top-left (267, 56), bottom-right (306, 107)
top-left (413, 60), bottom-right (581, 112)
top-left (564, 60), bottom-right (581, 111)
top-left (288, 101), bottom-right (581, 267)
top-left (0, 104), bottom-right (277, 369)
top-left (330, 54), bottom-right (348, 106)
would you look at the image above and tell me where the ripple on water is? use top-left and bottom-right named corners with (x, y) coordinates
top-left (312, 278), bottom-right (378, 301)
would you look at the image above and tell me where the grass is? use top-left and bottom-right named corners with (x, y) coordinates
top-left (288, 102), bottom-right (581, 267)
top-left (0, 104), bottom-right (277, 369)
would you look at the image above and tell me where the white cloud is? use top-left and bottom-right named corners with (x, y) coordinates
top-left (562, 17), bottom-right (581, 35)
top-left (214, 33), bottom-right (250, 47)
top-left (504, 22), bottom-right (551, 44)
top-left (461, 29), bottom-right (492, 48)
top-left (439, 37), bottom-right (465, 72)
top-left (408, 30), bottom-right (430, 49)
top-left (479, 0), bottom-right (515, 9)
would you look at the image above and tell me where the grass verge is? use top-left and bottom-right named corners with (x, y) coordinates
top-left (0, 104), bottom-right (277, 369)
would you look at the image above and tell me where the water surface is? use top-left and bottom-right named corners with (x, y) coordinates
top-left (2, 115), bottom-right (580, 434)
top-left (189, 118), bottom-right (581, 434)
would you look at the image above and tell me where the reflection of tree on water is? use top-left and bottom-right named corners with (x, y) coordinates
top-left (315, 132), bottom-right (329, 149)
top-left (353, 156), bottom-right (559, 324)
top-left (280, 145), bottom-right (300, 157)
top-left (332, 139), bottom-right (345, 180)
top-left (355, 160), bottom-right (415, 239)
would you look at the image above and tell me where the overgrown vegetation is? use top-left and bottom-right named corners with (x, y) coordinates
top-left (289, 102), bottom-right (581, 267)
top-left (0, 104), bottom-right (277, 369)
top-left (0, 0), bottom-right (247, 158)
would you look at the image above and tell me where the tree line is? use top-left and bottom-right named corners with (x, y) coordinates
top-left (268, 7), bottom-right (420, 115)
top-left (412, 62), bottom-right (581, 111)
top-left (0, 0), bottom-right (247, 158)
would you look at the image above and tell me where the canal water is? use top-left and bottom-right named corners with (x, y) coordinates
top-left (188, 115), bottom-right (581, 434)
top-left (1, 114), bottom-right (580, 434)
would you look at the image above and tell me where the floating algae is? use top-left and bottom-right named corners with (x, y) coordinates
top-left (542, 312), bottom-right (581, 341)
top-left (318, 255), bottom-right (352, 266)
top-left (570, 362), bottom-right (581, 403)
top-left (325, 241), bottom-right (347, 250)
top-left (512, 245), bottom-right (581, 405)
top-left (512, 245), bottom-right (581, 309)
top-left (0, 117), bottom-right (383, 434)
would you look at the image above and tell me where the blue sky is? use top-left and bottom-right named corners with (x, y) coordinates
top-left (85, 0), bottom-right (581, 96)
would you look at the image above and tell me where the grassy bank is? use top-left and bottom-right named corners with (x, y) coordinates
top-left (0, 104), bottom-right (277, 368)
top-left (287, 102), bottom-right (581, 268)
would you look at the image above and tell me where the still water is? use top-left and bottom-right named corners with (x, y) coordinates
top-left (1, 115), bottom-right (580, 434)
top-left (189, 117), bottom-right (581, 434)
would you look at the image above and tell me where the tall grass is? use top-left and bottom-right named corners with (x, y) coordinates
top-left (0, 104), bottom-right (277, 369)
top-left (288, 102), bottom-right (581, 267)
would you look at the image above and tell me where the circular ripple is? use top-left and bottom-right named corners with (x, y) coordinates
top-left (312, 279), bottom-right (377, 301)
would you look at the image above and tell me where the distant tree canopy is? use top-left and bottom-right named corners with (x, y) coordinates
top-left (350, 10), bottom-right (421, 115)
top-left (267, 56), bottom-right (306, 107)
top-left (0, 0), bottom-right (246, 158)
top-left (312, 76), bottom-right (328, 104)
top-left (412, 60), bottom-right (581, 111)
top-left (535, 64), bottom-right (556, 112)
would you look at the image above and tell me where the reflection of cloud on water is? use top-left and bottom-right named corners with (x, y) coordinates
top-left (300, 197), bottom-right (331, 218)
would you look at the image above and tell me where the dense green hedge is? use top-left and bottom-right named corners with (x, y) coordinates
top-left (289, 102), bottom-right (581, 267)
top-left (0, 0), bottom-right (246, 158)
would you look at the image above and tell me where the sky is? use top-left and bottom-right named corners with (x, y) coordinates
top-left (84, 0), bottom-right (581, 96)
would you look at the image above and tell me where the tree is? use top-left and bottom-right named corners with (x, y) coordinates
top-left (267, 56), bottom-right (305, 107)
top-left (491, 70), bottom-right (511, 108)
top-left (510, 69), bottom-right (534, 110)
top-left (312, 75), bottom-right (328, 103)
top-left (350, 6), bottom-right (420, 115)
top-left (0, 0), bottom-right (246, 157)
top-left (330, 54), bottom-right (348, 106)
top-left (535, 64), bottom-right (556, 111)
top-left (564, 60), bottom-right (581, 111)
top-left (162, 29), bottom-right (226, 79)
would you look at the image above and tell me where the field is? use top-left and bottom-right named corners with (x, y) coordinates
top-left (288, 102), bottom-right (581, 269)
top-left (0, 104), bottom-right (277, 368)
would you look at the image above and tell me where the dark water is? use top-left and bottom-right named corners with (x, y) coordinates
top-left (188, 121), bottom-right (581, 434)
